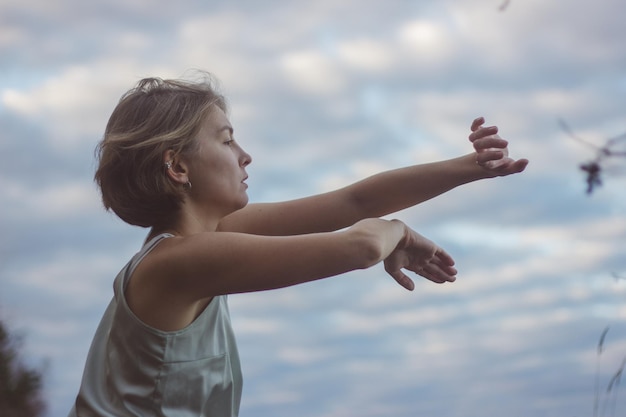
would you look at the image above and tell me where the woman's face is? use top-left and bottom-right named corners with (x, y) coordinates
top-left (185, 105), bottom-right (252, 217)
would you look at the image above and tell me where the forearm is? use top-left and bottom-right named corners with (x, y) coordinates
top-left (345, 153), bottom-right (490, 219)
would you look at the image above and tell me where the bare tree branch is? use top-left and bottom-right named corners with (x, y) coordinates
top-left (560, 119), bottom-right (626, 194)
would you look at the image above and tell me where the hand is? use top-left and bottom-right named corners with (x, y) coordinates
top-left (469, 117), bottom-right (529, 176)
top-left (384, 226), bottom-right (457, 291)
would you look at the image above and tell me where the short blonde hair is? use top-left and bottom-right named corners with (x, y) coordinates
top-left (95, 72), bottom-right (227, 228)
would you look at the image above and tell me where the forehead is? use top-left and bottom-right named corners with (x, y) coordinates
top-left (200, 104), bottom-right (231, 133)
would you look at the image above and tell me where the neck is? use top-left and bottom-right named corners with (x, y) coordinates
top-left (147, 204), bottom-right (223, 242)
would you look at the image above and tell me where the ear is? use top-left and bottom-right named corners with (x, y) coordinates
top-left (163, 149), bottom-right (190, 186)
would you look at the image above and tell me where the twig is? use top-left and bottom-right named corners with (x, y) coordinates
top-left (612, 272), bottom-right (626, 282)
top-left (595, 326), bottom-right (610, 417)
top-left (605, 357), bottom-right (625, 417)
top-left (559, 119), bottom-right (626, 194)
top-left (558, 119), bottom-right (601, 151)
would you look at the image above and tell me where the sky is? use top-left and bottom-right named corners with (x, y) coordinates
top-left (1, 0), bottom-right (626, 416)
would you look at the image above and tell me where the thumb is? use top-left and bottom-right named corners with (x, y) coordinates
top-left (388, 270), bottom-right (415, 291)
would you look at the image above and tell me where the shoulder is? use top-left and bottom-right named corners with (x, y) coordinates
top-left (125, 233), bottom-right (221, 331)
top-left (134, 233), bottom-right (219, 282)
top-left (131, 231), bottom-right (256, 292)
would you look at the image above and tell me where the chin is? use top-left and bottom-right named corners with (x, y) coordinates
top-left (232, 196), bottom-right (249, 212)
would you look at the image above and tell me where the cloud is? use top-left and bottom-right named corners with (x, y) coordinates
top-left (2, 1), bottom-right (626, 417)
top-left (1, 178), bottom-right (100, 221)
top-left (280, 50), bottom-right (348, 95)
top-left (335, 39), bottom-right (394, 73)
top-left (1, 63), bottom-right (148, 150)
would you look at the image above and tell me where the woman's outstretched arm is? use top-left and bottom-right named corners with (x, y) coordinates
top-left (218, 117), bottom-right (528, 235)
top-left (128, 218), bottom-right (456, 331)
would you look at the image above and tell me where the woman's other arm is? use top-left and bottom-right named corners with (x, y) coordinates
top-left (128, 219), bottom-right (456, 330)
top-left (219, 117), bottom-right (528, 235)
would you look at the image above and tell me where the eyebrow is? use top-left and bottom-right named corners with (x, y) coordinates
top-left (217, 125), bottom-right (234, 135)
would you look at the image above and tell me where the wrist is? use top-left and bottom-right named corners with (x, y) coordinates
top-left (458, 153), bottom-right (495, 181)
top-left (389, 219), bottom-right (408, 247)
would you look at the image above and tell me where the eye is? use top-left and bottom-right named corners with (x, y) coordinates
top-left (225, 138), bottom-right (235, 146)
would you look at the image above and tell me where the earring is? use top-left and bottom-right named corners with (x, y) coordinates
top-left (183, 181), bottom-right (192, 191)
top-left (164, 161), bottom-right (172, 170)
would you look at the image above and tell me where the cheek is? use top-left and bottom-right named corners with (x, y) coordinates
top-left (192, 147), bottom-right (240, 184)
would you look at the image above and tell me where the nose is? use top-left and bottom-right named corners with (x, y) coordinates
top-left (239, 146), bottom-right (252, 167)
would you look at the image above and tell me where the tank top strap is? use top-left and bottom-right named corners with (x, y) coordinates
top-left (132, 233), bottom-right (175, 271)
top-left (113, 233), bottom-right (174, 297)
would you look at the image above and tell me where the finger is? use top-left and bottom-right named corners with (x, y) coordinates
top-left (434, 247), bottom-right (455, 266)
top-left (422, 263), bottom-right (457, 283)
top-left (472, 137), bottom-right (509, 151)
top-left (419, 268), bottom-right (453, 284)
top-left (512, 158), bottom-right (529, 173)
top-left (469, 126), bottom-right (498, 142)
top-left (388, 270), bottom-right (415, 291)
top-left (470, 117), bottom-right (485, 132)
top-left (430, 258), bottom-right (458, 276)
top-left (476, 150), bottom-right (505, 165)
top-left (489, 158), bottom-right (529, 175)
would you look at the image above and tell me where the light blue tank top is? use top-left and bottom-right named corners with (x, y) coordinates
top-left (68, 234), bottom-right (243, 417)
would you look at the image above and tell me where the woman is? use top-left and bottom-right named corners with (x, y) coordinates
top-left (69, 73), bottom-right (528, 416)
